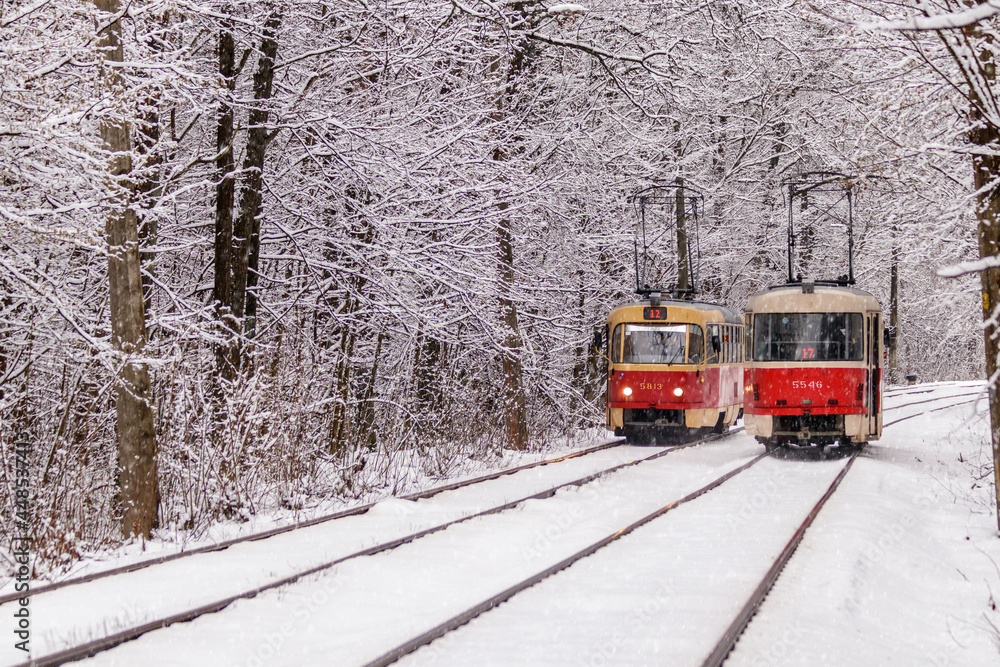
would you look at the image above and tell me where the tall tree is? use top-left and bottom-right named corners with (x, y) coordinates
top-left (828, 0), bottom-right (1000, 531)
top-left (231, 5), bottom-right (282, 373)
top-left (95, 0), bottom-right (159, 538)
top-left (489, 0), bottom-right (545, 451)
top-left (214, 16), bottom-right (238, 383)
top-left (965, 15), bottom-right (1000, 535)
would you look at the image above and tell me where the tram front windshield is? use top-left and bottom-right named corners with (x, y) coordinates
top-left (619, 323), bottom-right (704, 365)
top-left (752, 312), bottom-right (863, 362)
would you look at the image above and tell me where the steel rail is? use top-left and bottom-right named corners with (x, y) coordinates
top-left (362, 447), bottom-right (768, 667)
top-left (883, 390), bottom-right (981, 415)
top-left (12, 389), bottom-right (971, 665)
top-left (0, 439), bottom-right (626, 606)
top-left (7, 388), bottom-right (963, 608)
top-left (15, 432), bottom-right (735, 667)
top-left (700, 450), bottom-right (859, 667)
top-left (883, 387), bottom-right (934, 396)
top-left (884, 395), bottom-right (979, 428)
top-left (694, 389), bottom-right (976, 667)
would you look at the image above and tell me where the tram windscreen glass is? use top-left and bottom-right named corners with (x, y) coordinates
top-left (752, 313), bottom-right (863, 362)
top-left (621, 323), bottom-right (704, 365)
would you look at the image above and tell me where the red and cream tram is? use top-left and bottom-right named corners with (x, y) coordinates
top-left (743, 282), bottom-right (883, 449)
top-left (603, 297), bottom-right (745, 443)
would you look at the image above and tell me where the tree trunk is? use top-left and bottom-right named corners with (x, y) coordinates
top-left (231, 8), bottom-right (282, 374)
top-left (357, 331), bottom-right (383, 451)
top-left (96, 0), bottom-right (158, 538)
top-left (497, 205), bottom-right (528, 451)
top-left (968, 22), bottom-right (1000, 533)
top-left (489, 1), bottom-right (540, 452)
top-left (134, 12), bottom-right (169, 326)
top-left (414, 328), bottom-right (443, 416)
top-left (570, 276), bottom-right (586, 423)
top-left (889, 229), bottom-right (899, 384)
top-left (329, 314), bottom-right (356, 454)
top-left (676, 177), bottom-right (690, 293)
top-left (325, 211), bottom-right (374, 454)
top-left (214, 22), bottom-right (237, 382)
top-left (973, 132), bottom-right (1000, 535)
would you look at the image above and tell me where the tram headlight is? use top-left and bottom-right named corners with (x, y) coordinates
top-left (622, 386), bottom-right (633, 397)
top-left (673, 387), bottom-right (684, 397)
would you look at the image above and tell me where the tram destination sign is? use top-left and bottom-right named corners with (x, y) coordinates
top-left (642, 306), bottom-right (669, 321)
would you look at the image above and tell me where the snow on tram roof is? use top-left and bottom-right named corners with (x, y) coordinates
top-left (747, 282), bottom-right (880, 312)
top-left (612, 298), bottom-right (743, 324)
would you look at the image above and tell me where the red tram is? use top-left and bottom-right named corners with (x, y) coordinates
top-left (743, 282), bottom-right (883, 449)
top-left (603, 297), bottom-right (744, 443)
top-left (741, 172), bottom-right (885, 450)
top-left (601, 183), bottom-right (744, 444)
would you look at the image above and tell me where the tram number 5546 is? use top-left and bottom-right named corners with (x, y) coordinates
top-left (791, 380), bottom-right (823, 390)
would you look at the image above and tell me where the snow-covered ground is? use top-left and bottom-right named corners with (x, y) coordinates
top-left (730, 381), bottom-right (1000, 666)
top-left (3, 381), bottom-right (999, 666)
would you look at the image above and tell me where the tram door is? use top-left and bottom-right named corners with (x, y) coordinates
top-left (866, 312), bottom-right (881, 438)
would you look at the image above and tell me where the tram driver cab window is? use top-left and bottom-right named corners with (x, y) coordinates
top-left (621, 323), bottom-right (703, 365)
top-left (753, 313), bottom-right (864, 362)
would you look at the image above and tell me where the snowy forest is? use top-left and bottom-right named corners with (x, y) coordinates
top-left (0, 0), bottom-right (993, 567)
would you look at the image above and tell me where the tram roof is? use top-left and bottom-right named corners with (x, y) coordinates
top-left (746, 282), bottom-right (880, 311)
top-left (610, 299), bottom-right (743, 325)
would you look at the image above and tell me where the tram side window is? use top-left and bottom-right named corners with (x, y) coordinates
top-left (707, 324), bottom-right (720, 363)
top-left (612, 324), bottom-right (623, 363)
top-left (745, 319), bottom-right (753, 361)
top-left (711, 324), bottom-right (742, 364)
top-left (752, 313), bottom-right (863, 362)
top-left (871, 314), bottom-right (880, 363)
top-left (689, 325), bottom-right (704, 364)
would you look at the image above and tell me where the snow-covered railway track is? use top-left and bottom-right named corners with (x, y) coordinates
top-left (57, 434), bottom-right (762, 666)
top-left (6, 434), bottom-right (743, 667)
top-left (702, 391), bottom-right (980, 665)
top-left (884, 391), bottom-right (980, 427)
top-left (10, 393), bottom-right (971, 666)
top-left (700, 450), bottom-right (860, 666)
top-left (341, 450), bottom-right (857, 667)
top-left (364, 449), bottom-right (770, 667)
top-left (0, 439), bottom-right (626, 610)
top-left (348, 394), bottom-right (974, 666)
